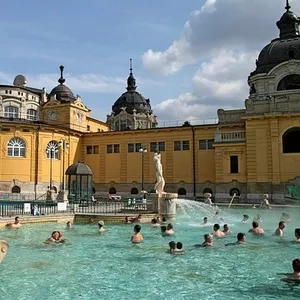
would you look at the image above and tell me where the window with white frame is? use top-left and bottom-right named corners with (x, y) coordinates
top-left (46, 141), bottom-right (59, 160)
top-left (4, 106), bottom-right (19, 118)
top-left (27, 109), bottom-right (38, 121)
top-left (7, 137), bottom-right (26, 157)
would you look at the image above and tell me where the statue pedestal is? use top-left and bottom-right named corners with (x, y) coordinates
top-left (57, 190), bottom-right (69, 203)
top-left (148, 192), bottom-right (178, 219)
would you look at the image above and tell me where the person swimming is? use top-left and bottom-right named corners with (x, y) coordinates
top-left (0, 240), bottom-right (9, 263)
top-left (281, 259), bottom-right (300, 282)
top-left (161, 216), bottom-right (167, 224)
top-left (46, 231), bottom-right (65, 243)
top-left (249, 221), bottom-right (264, 235)
top-left (280, 212), bottom-right (291, 223)
top-left (131, 224), bottom-right (143, 243)
top-left (194, 234), bottom-right (213, 248)
top-left (274, 221), bottom-right (285, 236)
top-left (169, 241), bottom-right (176, 253)
top-left (66, 221), bottom-right (72, 229)
top-left (242, 215), bottom-right (249, 223)
top-left (294, 228), bottom-right (300, 243)
top-left (173, 242), bottom-right (185, 254)
top-left (166, 223), bottom-right (175, 235)
top-left (161, 226), bottom-right (167, 236)
top-left (151, 218), bottom-right (160, 227)
top-left (98, 221), bottom-right (106, 232)
top-left (212, 224), bottom-right (225, 238)
top-left (253, 214), bottom-right (262, 223)
top-left (202, 217), bottom-right (208, 225)
top-left (6, 216), bottom-right (21, 229)
top-left (225, 233), bottom-right (246, 246)
top-left (223, 224), bottom-right (232, 235)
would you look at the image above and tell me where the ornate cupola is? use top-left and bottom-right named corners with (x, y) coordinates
top-left (49, 65), bottom-right (76, 102)
top-left (277, 0), bottom-right (300, 39)
top-left (106, 59), bottom-right (157, 131)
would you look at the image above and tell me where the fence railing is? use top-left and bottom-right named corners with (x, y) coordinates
top-left (0, 199), bottom-right (155, 218)
top-left (0, 193), bottom-right (47, 201)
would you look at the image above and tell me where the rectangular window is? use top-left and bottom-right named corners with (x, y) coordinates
top-left (207, 139), bottom-right (214, 149)
top-left (174, 141), bottom-right (181, 151)
top-left (182, 140), bottom-right (190, 151)
top-left (93, 145), bottom-right (99, 154)
top-left (128, 143), bottom-right (134, 153)
top-left (230, 156), bottom-right (239, 174)
top-left (87, 125), bottom-right (90, 131)
top-left (107, 144), bottom-right (120, 154)
top-left (199, 140), bottom-right (207, 150)
top-left (150, 142), bottom-right (165, 152)
top-left (135, 143), bottom-right (142, 152)
top-left (86, 146), bottom-right (93, 154)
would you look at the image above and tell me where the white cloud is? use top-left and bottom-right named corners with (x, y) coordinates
top-left (144, 0), bottom-right (300, 122)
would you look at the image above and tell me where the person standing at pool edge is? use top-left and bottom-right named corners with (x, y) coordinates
top-left (131, 225), bottom-right (143, 243)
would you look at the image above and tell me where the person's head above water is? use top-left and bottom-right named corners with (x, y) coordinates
top-left (161, 226), bottom-right (167, 233)
top-left (292, 259), bottom-right (300, 273)
top-left (223, 224), bottom-right (229, 230)
top-left (278, 221), bottom-right (285, 229)
top-left (169, 241), bottom-right (176, 250)
top-left (176, 242), bottom-right (183, 250)
top-left (203, 217), bottom-right (208, 222)
top-left (162, 216), bottom-right (166, 222)
top-left (295, 228), bottom-right (300, 238)
top-left (243, 214), bottom-right (249, 219)
top-left (252, 221), bottom-right (259, 228)
top-left (204, 234), bottom-right (212, 242)
top-left (14, 216), bottom-right (20, 224)
top-left (167, 223), bottom-right (173, 230)
top-left (213, 224), bottom-right (220, 231)
top-left (134, 224), bottom-right (141, 233)
top-left (237, 233), bottom-right (245, 242)
top-left (151, 218), bottom-right (157, 224)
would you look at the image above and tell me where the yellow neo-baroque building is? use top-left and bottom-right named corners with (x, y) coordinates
top-left (0, 4), bottom-right (300, 201)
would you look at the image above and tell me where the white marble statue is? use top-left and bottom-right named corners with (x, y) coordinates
top-left (154, 152), bottom-right (165, 194)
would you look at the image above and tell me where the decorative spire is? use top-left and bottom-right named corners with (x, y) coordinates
top-left (126, 58), bottom-right (136, 91)
top-left (277, 0), bottom-right (300, 39)
top-left (58, 65), bottom-right (65, 85)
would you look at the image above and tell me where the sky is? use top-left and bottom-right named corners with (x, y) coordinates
top-left (0, 0), bottom-right (299, 126)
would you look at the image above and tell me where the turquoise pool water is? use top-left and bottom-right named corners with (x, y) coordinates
top-left (0, 207), bottom-right (300, 300)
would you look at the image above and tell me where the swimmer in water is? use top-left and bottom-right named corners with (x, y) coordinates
top-left (166, 223), bottom-right (175, 235)
top-left (161, 216), bottom-right (167, 224)
top-left (274, 221), bottom-right (285, 236)
top-left (225, 233), bottom-right (246, 246)
top-left (294, 228), bottom-right (300, 243)
top-left (6, 216), bottom-right (21, 229)
top-left (131, 225), bottom-right (143, 244)
top-left (199, 234), bottom-right (214, 247)
top-left (248, 221), bottom-right (264, 235)
top-left (169, 241), bottom-right (176, 253)
top-left (212, 224), bottom-right (225, 238)
top-left (98, 221), bottom-right (106, 232)
top-left (123, 216), bottom-right (132, 224)
top-left (223, 224), bottom-right (232, 235)
top-left (161, 226), bottom-right (167, 236)
top-left (46, 231), bottom-right (65, 243)
top-left (151, 218), bottom-right (160, 228)
top-left (280, 212), bottom-right (291, 223)
top-left (66, 221), bottom-right (72, 229)
top-left (174, 242), bottom-right (185, 254)
top-left (0, 240), bottom-right (9, 263)
top-left (214, 211), bottom-right (220, 219)
top-left (202, 217), bottom-right (208, 225)
top-left (242, 215), bottom-right (249, 223)
top-left (281, 259), bottom-right (300, 282)
top-left (253, 214), bottom-right (262, 223)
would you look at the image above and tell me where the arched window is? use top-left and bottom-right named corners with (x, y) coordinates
top-left (109, 187), bottom-right (116, 194)
top-left (11, 186), bottom-right (21, 193)
top-left (131, 187), bottom-right (139, 195)
top-left (27, 109), bottom-right (38, 121)
top-left (282, 127), bottom-right (300, 153)
top-left (277, 74), bottom-right (300, 91)
top-left (46, 141), bottom-right (59, 160)
top-left (203, 188), bottom-right (213, 195)
top-left (4, 106), bottom-right (19, 118)
top-left (178, 188), bottom-right (187, 195)
top-left (230, 188), bottom-right (240, 197)
top-left (7, 137), bottom-right (26, 157)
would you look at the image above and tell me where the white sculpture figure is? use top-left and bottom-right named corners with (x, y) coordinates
top-left (154, 152), bottom-right (165, 194)
top-left (260, 194), bottom-right (271, 209)
top-left (204, 193), bottom-right (213, 206)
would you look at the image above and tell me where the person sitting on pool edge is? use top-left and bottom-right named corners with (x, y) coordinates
top-left (46, 231), bottom-right (65, 243)
top-left (222, 224), bottom-right (232, 235)
top-left (281, 259), bottom-right (300, 282)
top-left (98, 221), bottom-right (106, 232)
top-left (225, 233), bottom-right (246, 246)
top-left (131, 225), bottom-right (143, 244)
top-left (6, 216), bottom-right (21, 229)
top-left (274, 221), bottom-right (285, 236)
top-left (212, 224), bottom-right (225, 238)
top-left (248, 221), bottom-right (264, 235)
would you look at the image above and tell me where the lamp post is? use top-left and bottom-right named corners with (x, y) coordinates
top-left (59, 139), bottom-right (69, 192)
top-left (139, 146), bottom-right (147, 191)
top-left (46, 148), bottom-right (58, 191)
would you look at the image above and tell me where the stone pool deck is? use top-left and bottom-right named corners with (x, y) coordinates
top-left (0, 213), bottom-right (158, 227)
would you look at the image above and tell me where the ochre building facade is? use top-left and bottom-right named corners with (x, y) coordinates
top-left (0, 5), bottom-right (300, 201)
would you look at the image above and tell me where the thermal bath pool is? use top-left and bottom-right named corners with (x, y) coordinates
top-left (0, 206), bottom-right (300, 300)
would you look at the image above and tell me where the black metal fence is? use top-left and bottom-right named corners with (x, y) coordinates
top-left (0, 198), bottom-right (155, 218)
